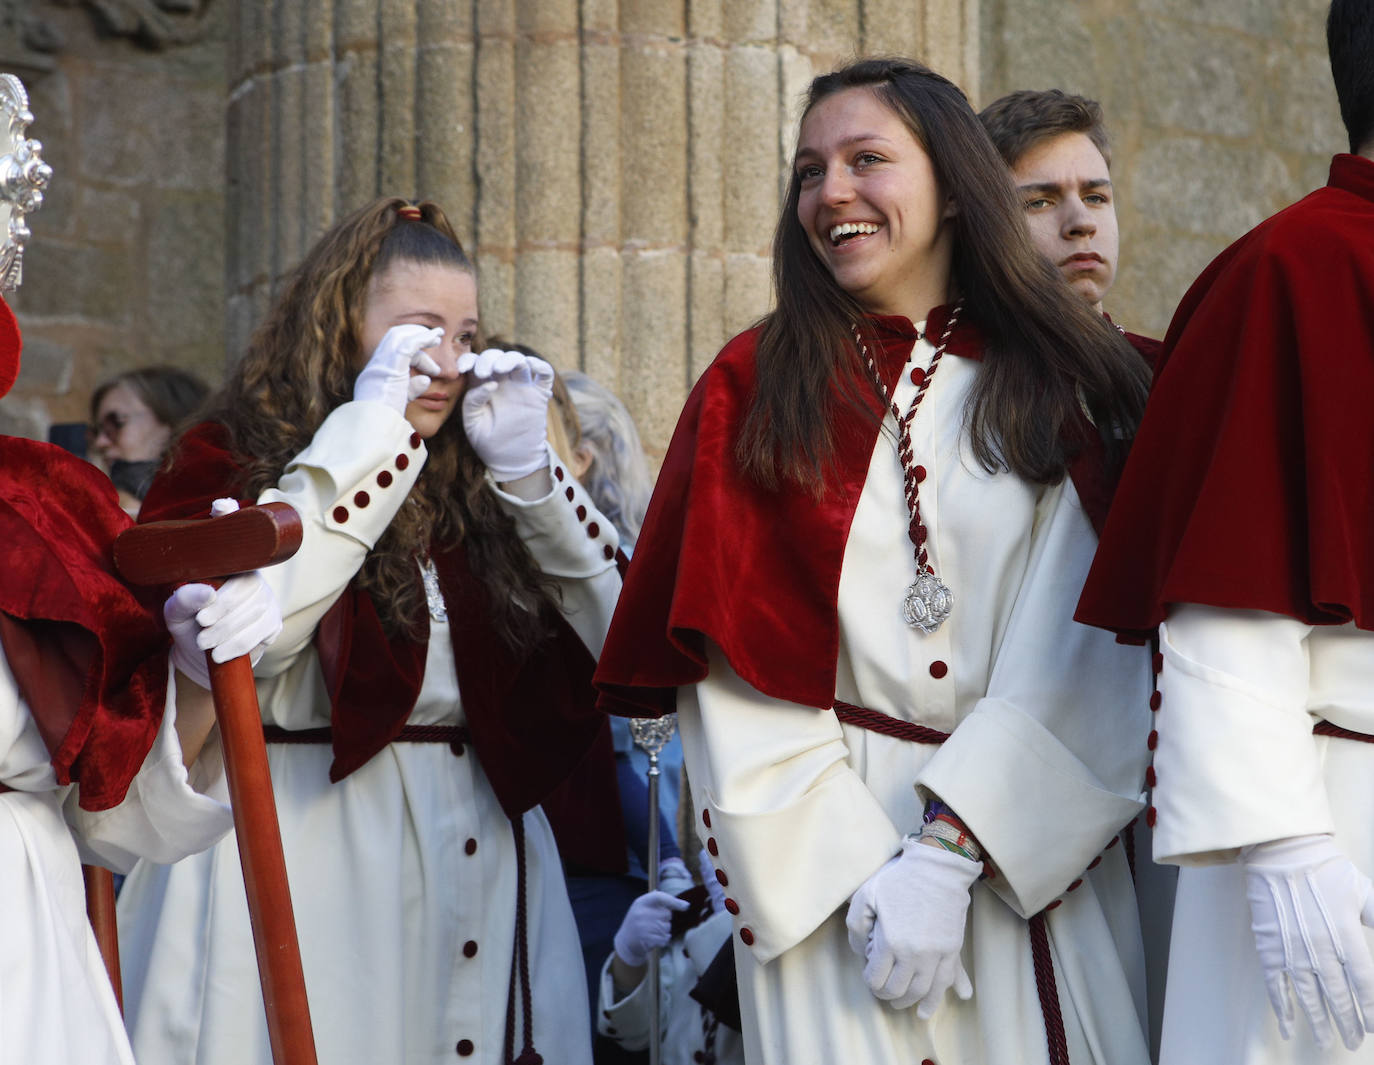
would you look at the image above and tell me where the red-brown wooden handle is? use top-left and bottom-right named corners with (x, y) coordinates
top-left (83, 864), bottom-right (122, 1010)
top-left (209, 653), bottom-right (318, 1065)
top-left (113, 502), bottom-right (303, 586)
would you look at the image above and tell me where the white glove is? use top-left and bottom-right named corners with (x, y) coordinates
top-left (1243, 833), bottom-right (1374, 1049)
top-left (613, 890), bottom-right (690, 967)
top-left (845, 837), bottom-right (980, 1016)
top-left (164, 499), bottom-right (284, 689)
top-left (700, 848), bottom-right (727, 915)
top-left (353, 324), bottom-right (444, 413)
top-left (456, 348), bottom-right (554, 480)
top-left (657, 856), bottom-right (694, 898)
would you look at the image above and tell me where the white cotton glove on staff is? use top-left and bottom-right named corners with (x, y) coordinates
top-left (1243, 833), bottom-right (1374, 1050)
top-left (163, 499), bottom-right (285, 690)
top-left (845, 837), bottom-right (980, 1016)
top-left (456, 348), bottom-right (554, 481)
top-left (613, 890), bottom-right (691, 967)
top-left (353, 323), bottom-right (445, 413)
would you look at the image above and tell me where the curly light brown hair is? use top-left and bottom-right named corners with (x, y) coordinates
top-left (208, 196), bottom-right (558, 651)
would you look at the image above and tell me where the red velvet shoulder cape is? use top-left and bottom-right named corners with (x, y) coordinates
top-left (142, 423), bottom-right (613, 830)
top-left (596, 307), bottom-right (1124, 718)
top-left (1078, 154), bottom-right (1374, 639)
top-left (0, 437), bottom-right (169, 810)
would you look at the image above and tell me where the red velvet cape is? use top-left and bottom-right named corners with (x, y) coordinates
top-left (0, 437), bottom-right (170, 810)
top-left (1078, 154), bottom-right (1374, 640)
top-left (595, 307), bottom-right (1123, 718)
top-left (142, 423), bottom-right (615, 829)
top-left (0, 295), bottom-right (18, 397)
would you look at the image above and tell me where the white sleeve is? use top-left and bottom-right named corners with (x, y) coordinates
top-left (914, 482), bottom-right (1150, 917)
top-left (252, 401), bottom-right (426, 675)
top-left (1151, 603), bottom-right (1330, 865)
top-left (65, 666), bottom-right (233, 873)
top-left (679, 644), bottom-right (901, 965)
top-left (490, 453), bottom-right (620, 657)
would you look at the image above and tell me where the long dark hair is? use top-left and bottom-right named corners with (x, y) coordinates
top-left (737, 57), bottom-right (1149, 490)
top-left (207, 196), bottom-right (558, 652)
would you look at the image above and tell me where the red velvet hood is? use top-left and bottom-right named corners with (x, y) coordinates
top-left (0, 437), bottom-right (170, 809)
top-left (1078, 154), bottom-right (1374, 639)
top-left (142, 423), bottom-right (611, 821)
top-left (0, 295), bottom-right (18, 398)
top-left (596, 307), bottom-right (1123, 718)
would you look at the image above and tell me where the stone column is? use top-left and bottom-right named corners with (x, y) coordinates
top-left (228, 0), bottom-right (979, 455)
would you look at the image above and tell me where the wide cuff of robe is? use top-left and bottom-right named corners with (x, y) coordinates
top-left (596, 954), bottom-right (652, 1049)
top-left (702, 765), bottom-right (899, 964)
top-left (915, 697), bottom-right (1145, 917)
top-left (1151, 621), bottom-right (1333, 866)
top-left (68, 666), bottom-right (233, 872)
top-left (491, 453), bottom-right (619, 578)
top-left (278, 401), bottom-right (426, 549)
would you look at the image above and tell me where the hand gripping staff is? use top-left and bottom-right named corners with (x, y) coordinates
top-left (114, 502), bottom-right (318, 1065)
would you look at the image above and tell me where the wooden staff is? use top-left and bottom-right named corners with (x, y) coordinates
top-left (114, 502), bottom-right (318, 1065)
top-left (83, 865), bottom-right (121, 1009)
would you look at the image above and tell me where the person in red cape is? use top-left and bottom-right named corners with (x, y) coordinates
top-left (1077, 3), bottom-right (1374, 1060)
top-left (595, 57), bottom-right (1155, 1065)
top-left (979, 86), bottom-right (1177, 1057)
top-left (0, 291), bottom-right (281, 1065)
top-left (115, 198), bottom-right (622, 1065)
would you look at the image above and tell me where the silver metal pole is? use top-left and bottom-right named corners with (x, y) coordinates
top-left (628, 714), bottom-right (677, 1065)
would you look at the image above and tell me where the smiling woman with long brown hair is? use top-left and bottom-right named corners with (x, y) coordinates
top-left (114, 197), bottom-right (621, 1065)
top-left (597, 58), bottom-right (1155, 1064)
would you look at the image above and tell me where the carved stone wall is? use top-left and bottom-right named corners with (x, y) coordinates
top-left (226, 0), bottom-right (979, 458)
top-left (0, 0), bottom-right (1353, 459)
top-left (979, 0), bottom-right (1343, 341)
top-left (0, 0), bottom-right (226, 442)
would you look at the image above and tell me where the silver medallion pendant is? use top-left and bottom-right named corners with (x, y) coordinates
top-left (419, 557), bottom-right (448, 623)
top-left (902, 571), bottom-right (953, 633)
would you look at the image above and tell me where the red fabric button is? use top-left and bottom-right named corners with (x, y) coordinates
top-left (1147, 806), bottom-right (1158, 827)
top-left (450, 740), bottom-right (465, 757)
top-left (922, 1060), bottom-right (936, 1065)
top-left (377, 470), bottom-right (393, 488)
top-left (1149, 691), bottom-right (1162, 711)
top-left (354, 491), bottom-right (370, 508)
top-left (1152, 652), bottom-right (1163, 674)
top-left (1147, 730), bottom-right (1159, 751)
top-left (724, 898), bottom-right (739, 915)
top-left (910, 367), bottom-right (925, 386)
top-left (554, 466), bottom-right (564, 481)
top-left (706, 838), bottom-right (718, 856)
top-left (332, 506), bottom-right (349, 524)
top-left (603, 545), bottom-right (615, 560)
top-left (396, 453), bottom-right (410, 470)
top-left (701, 808), bottom-right (711, 828)
top-left (464, 838), bottom-right (477, 855)
top-left (929, 660), bottom-right (948, 679)
top-left (1106, 836), bottom-right (1119, 850)
top-left (409, 432), bottom-right (421, 449)
top-left (913, 464), bottom-right (927, 483)
top-left (462, 940), bottom-right (478, 958)
top-left (576, 505), bottom-right (587, 521)
top-left (1067, 878), bottom-right (1083, 892)
top-left (1145, 766), bottom-right (1156, 788)
top-left (1087, 855), bottom-right (1102, 870)
top-left (1046, 899), bottom-right (1062, 912)
top-left (715, 869), bottom-right (728, 887)
top-left (565, 487), bottom-right (575, 501)
top-left (739, 927), bottom-right (754, 946)
top-left (587, 522), bottom-right (600, 538)
top-left (456, 1040), bottom-right (474, 1056)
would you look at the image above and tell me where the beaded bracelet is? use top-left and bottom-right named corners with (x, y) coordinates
top-left (916, 798), bottom-right (983, 863)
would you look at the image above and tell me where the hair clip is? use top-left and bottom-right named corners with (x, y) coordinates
top-left (397, 205), bottom-right (422, 221)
